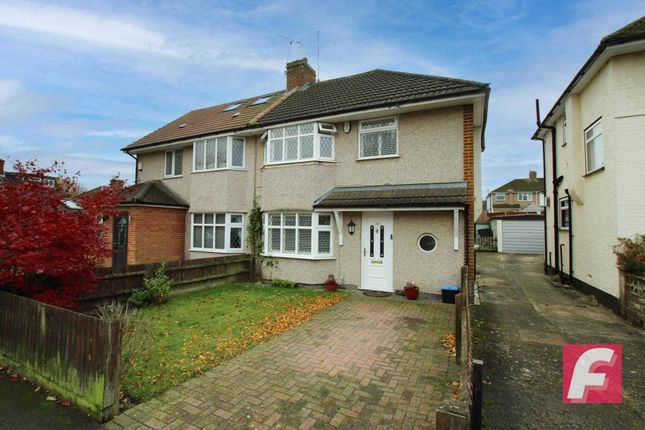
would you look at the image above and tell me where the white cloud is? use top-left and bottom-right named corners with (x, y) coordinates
top-left (85, 129), bottom-right (147, 139)
top-left (0, 1), bottom-right (182, 58)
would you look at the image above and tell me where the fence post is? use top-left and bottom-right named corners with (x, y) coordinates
top-left (455, 293), bottom-right (463, 365)
top-left (471, 359), bottom-right (483, 430)
top-left (102, 319), bottom-right (122, 421)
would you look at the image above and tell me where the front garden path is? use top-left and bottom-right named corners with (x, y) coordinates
top-left (105, 293), bottom-right (458, 429)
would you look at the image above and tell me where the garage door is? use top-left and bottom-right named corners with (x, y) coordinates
top-left (500, 220), bottom-right (544, 254)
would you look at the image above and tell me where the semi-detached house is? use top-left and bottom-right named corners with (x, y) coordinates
top-left (124, 58), bottom-right (490, 293)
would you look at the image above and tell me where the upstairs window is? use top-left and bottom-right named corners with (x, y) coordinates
top-left (495, 193), bottom-right (505, 201)
top-left (518, 192), bottom-right (532, 201)
top-left (265, 122), bottom-right (335, 165)
top-left (359, 117), bottom-right (398, 159)
top-left (559, 198), bottom-right (570, 229)
top-left (193, 137), bottom-right (245, 171)
top-left (585, 119), bottom-right (603, 174)
top-left (165, 149), bottom-right (183, 177)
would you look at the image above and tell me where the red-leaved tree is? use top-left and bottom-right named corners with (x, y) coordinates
top-left (0, 160), bottom-right (126, 309)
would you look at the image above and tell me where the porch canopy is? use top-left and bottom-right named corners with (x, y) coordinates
top-left (313, 182), bottom-right (467, 249)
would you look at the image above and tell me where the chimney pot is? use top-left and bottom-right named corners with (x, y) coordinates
top-left (286, 58), bottom-right (316, 91)
top-left (110, 178), bottom-right (124, 189)
top-left (529, 170), bottom-right (537, 179)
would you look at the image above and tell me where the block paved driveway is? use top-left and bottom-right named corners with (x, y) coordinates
top-left (105, 294), bottom-right (458, 430)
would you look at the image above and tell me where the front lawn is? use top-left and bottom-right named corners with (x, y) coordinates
top-left (121, 283), bottom-right (347, 402)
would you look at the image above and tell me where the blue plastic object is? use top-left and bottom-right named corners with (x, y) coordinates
top-left (441, 284), bottom-right (460, 303)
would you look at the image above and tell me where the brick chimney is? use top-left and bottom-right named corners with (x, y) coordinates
top-left (529, 170), bottom-right (537, 179)
top-left (110, 178), bottom-right (124, 189)
top-left (286, 58), bottom-right (316, 90)
top-left (0, 159), bottom-right (4, 175)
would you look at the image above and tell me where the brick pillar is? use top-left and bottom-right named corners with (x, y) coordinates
top-left (463, 105), bottom-right (475, 288)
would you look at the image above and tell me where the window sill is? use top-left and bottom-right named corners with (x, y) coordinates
top-left (262, 253), bottom-right (336, 261)
top-left (189, 248), bottom-right (245, 254)
top-left (558, 227), bottom-right (570, 231)
top-left (163, 175), bottom-right (183, 179)
top-left (262, 160), bottom-right (337, 169)
top-left (356, 154), bottom-right (400, 162)
top-left (583, 166), bottom-right (605, 177)
top-left (192, 168), bottom-right (246, 174)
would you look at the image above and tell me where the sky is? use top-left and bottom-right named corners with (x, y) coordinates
top-left (0, 0), bottom-right (643, 194)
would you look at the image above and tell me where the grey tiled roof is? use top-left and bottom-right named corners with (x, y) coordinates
top-left (313, 182), bottom-right (467, 209)
top-left (259, 70), bottom-right (488, 126)
top-left (123, 180), bottom-right (188, 207)
top-left (492, 178), bottom-right (544, 193)
top-left (601, 16), bottom-right (645, 46)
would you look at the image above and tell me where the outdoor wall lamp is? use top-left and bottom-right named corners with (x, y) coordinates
top-left (347, 220), bottom-right (356, 235)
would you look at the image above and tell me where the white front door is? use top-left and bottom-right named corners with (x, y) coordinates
top-left (361, 212), bottom-right (393, 292)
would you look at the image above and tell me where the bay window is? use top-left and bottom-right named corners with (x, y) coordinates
top-left (265, 122), bottom-right (335, 164)
top-left (359, 117), bottom-right (398, 159)
top-left (191, 213), bottom-right (244, 252)
top-left (193, 136), bottom-right (245, 171)
top-left (264, 212), bottom-right (333, 258)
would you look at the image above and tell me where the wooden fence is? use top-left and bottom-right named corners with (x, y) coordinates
top-left (436, 266), bottom-right (482, 429)
top-left (81, 254), bottom-right (251, 309)
top-left (0, 291), bottom-right (121, 421)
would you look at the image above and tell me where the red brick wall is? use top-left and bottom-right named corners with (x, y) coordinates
top-left (99, 206), bottom-right (186, 267)
top-left (463, 105), bottom-right (475, 287)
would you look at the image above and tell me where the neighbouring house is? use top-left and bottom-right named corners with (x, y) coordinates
top-left (0, 158), bottom-right (62, 190)
top-left (533, 16), bottom-right (645, 310)
top-left (90, 179), bottom-right (189, 267)
top-left (123, 58), bottom-right (490, 293)
top-left (487, 171), bottom-right (545, 213)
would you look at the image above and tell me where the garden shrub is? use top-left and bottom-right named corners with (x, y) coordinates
top-left (95, 301), bottom-right (149, 379)
top-left (129, 264), bottom-right (171, 306)
top-left (613, 234), bottom-right (645, 275)
top-left (271, 279), bottom-right (297, 288)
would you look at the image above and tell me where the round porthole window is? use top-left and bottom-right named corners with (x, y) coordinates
top-left (418, 234), bottom-right (437, 253)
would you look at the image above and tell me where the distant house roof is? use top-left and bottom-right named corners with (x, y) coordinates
top-left (492, 178), bottom-right (544, 193)
top-left (534, 16), bottom-right (645, 137)
top-left (125, 68), bottom-right (489, 152)
top-left (124, 92), bottom-right (284, 150)
top-left (121, 181), bottom-right (188, 207)
top-left (258, 70), bottom-right (488, 127)
top-left (313, 182), bottom-right (467, 209)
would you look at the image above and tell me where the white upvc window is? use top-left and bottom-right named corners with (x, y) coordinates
top-left (358, 117), bottom-right (398, 159)
top-left (495, 193), bottom-right (505, 201)
top-left (584, 119), bottom-right (603, 174)
top-left (265, 122), bottom-right (335, 165)
top-left (518, 192), bottom-right (532, 201)
top-left (193, 136), bottom-right (245, 172)
top-left (559, 198), bottom-right (570, 230)
top-left (191, 213), bottom-right (244, 252)
top-left (164, 149), bottom-right (183, 177)
top-left (263, 212), bottom-right (334, 259)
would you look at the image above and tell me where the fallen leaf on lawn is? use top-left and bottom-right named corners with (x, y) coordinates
top-left (46, 396), bottom-right (57, 401)
top-left (34, 386), bottom-right (41, 392)
top-left (61, 400), bottom-right (71, 407)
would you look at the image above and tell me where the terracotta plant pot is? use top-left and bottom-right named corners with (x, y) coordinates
top-left (404, 285), bottom-right (419, 300)
top-left (324, 274), bottom-right (338, 292)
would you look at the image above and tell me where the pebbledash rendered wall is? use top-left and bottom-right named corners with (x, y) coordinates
top-left (135, 105), bottom-right (481, 290)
